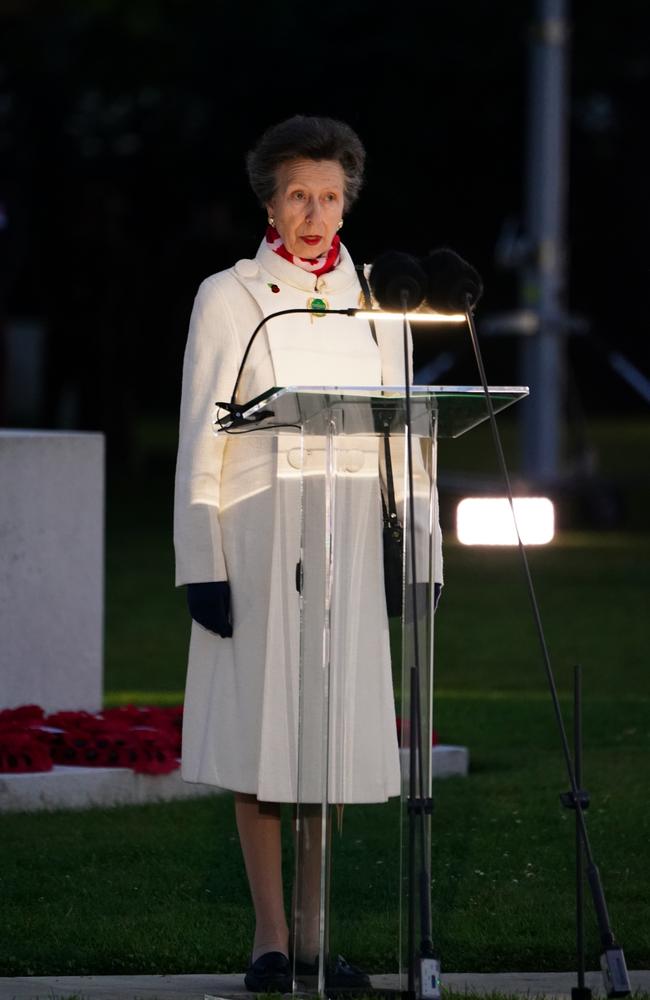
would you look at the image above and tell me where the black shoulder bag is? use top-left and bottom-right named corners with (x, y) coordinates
top-left (356, 265), bottom-right (404, 617)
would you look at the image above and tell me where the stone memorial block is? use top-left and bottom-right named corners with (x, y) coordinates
top-left (0, 431), bottom-right (104, 712)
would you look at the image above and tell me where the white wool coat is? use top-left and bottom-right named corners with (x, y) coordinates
top-left (174, 238), bottom-right (442, 802)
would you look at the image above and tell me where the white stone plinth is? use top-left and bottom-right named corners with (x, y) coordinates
top-left (400, 743), bottom-right (469, 780)
top-left (0, 431), bottom-right (104, 713)
top-left (0, 765), bottom-right (222, 813)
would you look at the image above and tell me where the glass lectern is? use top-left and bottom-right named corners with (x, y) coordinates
top-left (223, 384), bottom-right (528, 997)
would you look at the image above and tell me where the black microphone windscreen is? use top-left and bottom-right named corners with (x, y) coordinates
top-left (369, 251), bottom-right (427, 312)
top-left (421, 248), bottom-right (484, 313)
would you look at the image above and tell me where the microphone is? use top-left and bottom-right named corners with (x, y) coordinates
top-left (420, 248), bottom-right (483, 313)
top-left (369, 251), bottom-right (427, 311)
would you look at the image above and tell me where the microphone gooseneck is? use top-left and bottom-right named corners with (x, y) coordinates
top-left (421, 248), bottom-right (483, 313)
top-left (369, 251), bottom-right (427, 312)
top-left (219, 305), bottom-right (356, 430)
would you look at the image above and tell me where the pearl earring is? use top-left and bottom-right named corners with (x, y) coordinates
top-left (268, 217), bottom-right (275, 227)
top-left (337, 219), bottom-right (343, 230)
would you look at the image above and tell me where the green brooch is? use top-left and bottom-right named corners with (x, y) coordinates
top-left (307, 296), bottom-right (328, 315)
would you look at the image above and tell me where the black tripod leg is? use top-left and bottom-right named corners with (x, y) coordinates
top-left (572, 665), bottom-right (591, 1000)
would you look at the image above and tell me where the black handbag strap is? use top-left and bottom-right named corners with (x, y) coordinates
top-left (355, 265), bottom-right (400, 530)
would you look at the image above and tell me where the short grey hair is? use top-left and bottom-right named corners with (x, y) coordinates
top-left (246, 115), bottom-right (366, 212)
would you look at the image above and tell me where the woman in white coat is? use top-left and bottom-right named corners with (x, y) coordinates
top-left (174, 115), bottom-right (442, 992)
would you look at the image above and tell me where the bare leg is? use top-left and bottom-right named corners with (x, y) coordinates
top-left (235, 792), bottom-right (289, 962)
top-left (293, 806), bottom-right (330, 965)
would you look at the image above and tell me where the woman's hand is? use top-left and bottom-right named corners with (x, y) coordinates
top-left (186, 582), bottom-right (233, 637)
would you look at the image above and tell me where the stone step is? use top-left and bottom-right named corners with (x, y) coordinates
top-left (0, 764), bottom-right (220, 813)
top-left (0, 746), bottom-right (468, 813)
top-left (1, 969), bottom-right (649, 1000)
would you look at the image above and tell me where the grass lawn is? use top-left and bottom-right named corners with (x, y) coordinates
top-left (1, 417), bottom-right (648, 977)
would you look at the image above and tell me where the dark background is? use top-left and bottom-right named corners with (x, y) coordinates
top-left (1, 0), bottom-right (648, 469)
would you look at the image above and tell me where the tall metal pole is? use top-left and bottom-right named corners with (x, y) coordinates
top-left (520, 0), bottom-right (570, 482)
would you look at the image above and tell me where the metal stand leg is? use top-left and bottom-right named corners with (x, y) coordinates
top-left (566, 665), bottom-right (592, 1000)
top-left (400, 304), bottom-right (440, 1000)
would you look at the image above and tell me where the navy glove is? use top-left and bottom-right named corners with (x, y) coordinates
top-left (186, 581), bottom-right (233, 637)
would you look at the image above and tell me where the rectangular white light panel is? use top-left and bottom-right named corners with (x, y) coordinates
top-left (457, 497), bottom-right (555, 545)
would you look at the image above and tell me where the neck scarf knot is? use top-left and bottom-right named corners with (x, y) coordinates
top-left (265, 225), bottom-right (341, 277)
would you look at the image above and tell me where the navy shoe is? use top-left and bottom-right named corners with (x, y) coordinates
top-left (328, 954), bottom-right (371, 992)
top-left (244, 951), bottom-right (292, 993)
top-left (294, 954), bottom-right (371, 992)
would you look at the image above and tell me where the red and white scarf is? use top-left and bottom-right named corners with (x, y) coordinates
top-left (265, 224), bottom-right (341, 277)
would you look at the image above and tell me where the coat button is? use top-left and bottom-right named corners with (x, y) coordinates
top-left (235, 259), bottom-right (259, 279)
top-left (343, 450), bottom-right (364, 473)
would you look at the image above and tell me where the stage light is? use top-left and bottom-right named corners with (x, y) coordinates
top-left (354, 309), bottom-right (466, 324)
top-left (456, 497), bottom-right (555, 545)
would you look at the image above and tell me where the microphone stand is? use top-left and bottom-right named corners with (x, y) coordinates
top-left (463, 295), bottom-right (631, 999)
top-left (400, 291), bottom-right (439, 1000)
top-left (561, 664), bottom-right (591, 1000)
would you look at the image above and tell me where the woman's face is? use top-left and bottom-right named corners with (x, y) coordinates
top-left (266, 157), bottom-right (345, 258)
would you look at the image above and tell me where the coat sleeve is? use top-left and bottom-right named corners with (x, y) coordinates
top-left (173, 275), bottom-right (242, 587)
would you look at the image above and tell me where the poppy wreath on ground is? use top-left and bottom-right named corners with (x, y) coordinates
top-left (0, 704), bottom-right (45, 726)
top-left (0, 704), bottom-right (183, 775)
top-left (1, 705), bottom-right (436, 774)
top-left (0, 727), bottom-right (54, 773)
top-left (0, 705), bottom-right (53, 773)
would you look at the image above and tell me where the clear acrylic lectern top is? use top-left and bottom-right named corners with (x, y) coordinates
top-left (221, 384), bottom-right (528, 438)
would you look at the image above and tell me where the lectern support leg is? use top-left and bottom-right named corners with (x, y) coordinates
top-left (401, 306), bottom-right (439, 1000)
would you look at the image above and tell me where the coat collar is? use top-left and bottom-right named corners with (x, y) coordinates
top-left (255, 238), bottom-right (360, 296)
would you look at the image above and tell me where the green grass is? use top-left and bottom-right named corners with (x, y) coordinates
top-left (435, 532), bottom-right (650, 698)
top-left (2, 702), bottom-right (649, 976)
top-left (1, 415), bottom-right (649, 977)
